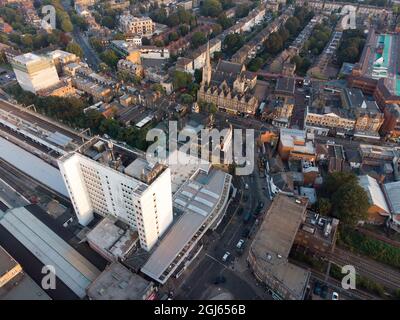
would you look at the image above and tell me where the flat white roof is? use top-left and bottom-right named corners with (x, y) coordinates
top-left (12, 53), bottom-right (42, 65)
top-left (141, 169), bottom-right (231, 283)
top-left (0, 207), bottom-right (100, 298)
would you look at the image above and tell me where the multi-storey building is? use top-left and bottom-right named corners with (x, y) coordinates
top-left (278, 128), bottom-right (316, 162)
top-left (11, 53), bottom-right (60, 94)
top-left (119, 13), bottom-right (155, 36)
top-left (348, 31), bottom-right (400, 109)
top-left (380, 103), bottom-right (400, 140)
top-left (197, 43), bottom-right (258, 115)
top-left (58, 137), bottom-right (174, 252)
top-left (117, 59), bottom-right (144, 78)
top-left (340, 88), bottom-right (384, 136)
top-left (305, 87), bottom-right (384, 138)
top-left (247, 194), bottom-right (310, 300)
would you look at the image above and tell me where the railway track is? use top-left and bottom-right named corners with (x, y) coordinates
top-left (0, 158), bottom-right (71, 208)
top-left (330, 248), bottom-right (400, 290)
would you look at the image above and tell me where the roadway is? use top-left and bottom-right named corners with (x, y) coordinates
top-left (172, 141), bottom-right (273, 300)
top-left (73, 29), bottom-right (102, 72)
top-left (61, 0), bottom-right (101, 71)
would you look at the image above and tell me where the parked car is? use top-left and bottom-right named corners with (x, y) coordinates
top-left (242, 228), bottom-right (250, 238)
top-left (236, 239), bottom-right (245, 249)
top-left (332, 292), bottom-right (339, 300)
top-left (222, 252), bottom-right (231, 262)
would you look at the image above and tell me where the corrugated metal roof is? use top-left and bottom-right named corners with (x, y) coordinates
top-left (0, 207), bottom-right (100, 298)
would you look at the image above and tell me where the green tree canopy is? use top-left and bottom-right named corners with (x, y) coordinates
top-left (100, 49), bottom-right (119, 69)
top-left (191, 31), bottom-right (207, 49)
top-left (66, 42), bottom-right (84, 58)
top-left (172, 71), bottom-right (192, 90)
top-left (201, 0), bottom-right (223, 17)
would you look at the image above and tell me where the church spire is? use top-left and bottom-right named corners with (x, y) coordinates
top-left (202, 41), bottom-right (211, 86)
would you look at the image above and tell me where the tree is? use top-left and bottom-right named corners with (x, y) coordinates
top-left (223, 33), bottom-right (244, 55)
top-left (285, 17), bottom-right (300, 35)
top-left (152, 83), bottom-right (165, 94)
top-left (211, 24), bottom-right (222, 37)
top-left (180, 93), bottom-right (194, 104)
top-left (100, 49), bottom-right (119, 69)
top-left (264, 32), bottom-right (283, 54)
top-left (20, 35), bottom-right (33, 49)
top-left (235, 4), bottom-right (250, 19)
top-left (209, 103), bottom-right (218, 114)
top-left (332, 182), bottom-right (369, 226)
top-left (101, 16), bottom-right (116, 29)
top-left (248, 57), bottom-right (264, 72)
top-left (89, 37), bottom-right (103, 52)
top-left (317, 197), bottom-right (332, 216)
top-left (194, 69), bottom-right (202, 84)
top-left (142, 37), bottom-right (151, 45)
top-left (66, 42), bottom-right (84, 58)
top-left (168, 32), bottom-right (179, 42)
top-left (320, 172), bottom-right (358, 198)
top-left (172, 71), bottom-right (192, 90)
top-left (191, 31), bottom-right (207, 49)
top-left (201, 0), bottom-right (223, 17)
top-left (178, 24), bottom-right (189, 36)
top-left (217, 13), bottom-right (233, 30)
top-left (154, 39), bottom-right (164, 47)
top-left (113, 33), bottom-right (126, 40)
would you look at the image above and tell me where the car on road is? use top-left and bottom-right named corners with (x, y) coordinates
top-left (332, 292), bottom-right (339, 300)
top-left (244, 183), bottom-right (249, 190)
top-left (257, 201), bottom-right (264, 210)
top-left (222, 252), bottom-right (231, 262)
top-left (313, 282), bottom-right (322, 296)
top-left (214, 275), bottom-right (226, 285)
top-left (320, 285), bottom-right (328, 299)
top-left (242, 228), bottom-right (250, 238)
top-left (236, 239), bottom-right (245, 249)
top-left (243, 212), bottom-right (251, 223)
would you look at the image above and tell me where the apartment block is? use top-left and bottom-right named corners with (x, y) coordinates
top-left (58, 137), bottom-right (174, 251)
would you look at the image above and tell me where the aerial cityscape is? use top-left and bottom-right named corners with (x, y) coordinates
top-left (0, 0), bottom-right (400, 304)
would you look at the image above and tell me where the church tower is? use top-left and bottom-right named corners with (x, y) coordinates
top-left (202, 41), bottom-right (212, 86)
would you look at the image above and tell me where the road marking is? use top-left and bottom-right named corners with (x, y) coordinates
top-left (205, 253), bottom-right (229, 269)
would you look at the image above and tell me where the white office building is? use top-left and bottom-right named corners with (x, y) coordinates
top-left (58, 137), bottom-right (173, 252)
top-left (11, 53), bottom-right (60, 94)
